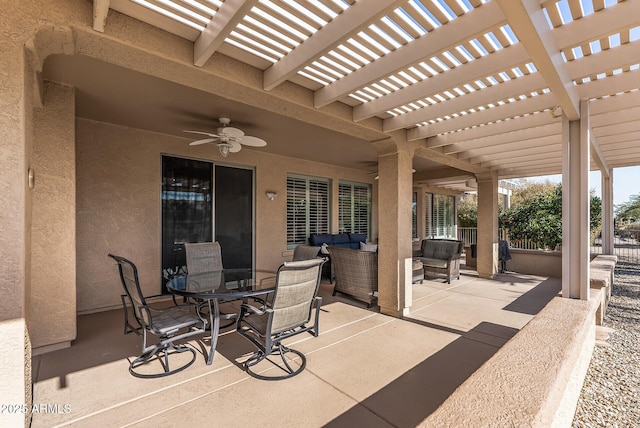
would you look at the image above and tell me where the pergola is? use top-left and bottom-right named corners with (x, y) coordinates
top-left (89, 0), bottom-right (639, 300)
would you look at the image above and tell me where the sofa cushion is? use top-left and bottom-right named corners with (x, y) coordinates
top-left (349, 233), bottom-right (367, 248)
top-left (420, 258), bottom-right (448, 269)
top-left (310, 233), bottom-right (333, 246)
top-left (332, 233), bottom-right (351, 248)
top-left (421, 243), bottom-right (434, 258)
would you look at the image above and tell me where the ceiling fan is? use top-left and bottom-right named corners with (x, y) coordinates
top-left (184, 117), bottom-right (267, 157)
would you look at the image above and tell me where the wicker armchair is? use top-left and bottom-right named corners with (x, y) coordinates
top-left (417, 239), bottom-right (463, 284)
top-left (327, 246), bottom-right (378, 308)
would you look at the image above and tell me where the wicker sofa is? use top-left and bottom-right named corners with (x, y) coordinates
top-left (308, 233), bottom-right (368, 282)
top-left (327, 246), bottom-right (378, 308)
top-left (416, 239), bottom-right (463, 284)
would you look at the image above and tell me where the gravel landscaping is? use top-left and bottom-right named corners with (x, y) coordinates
top-left (572, 263), bottom-right (640, 427)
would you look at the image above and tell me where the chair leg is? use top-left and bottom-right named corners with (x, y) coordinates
top-left (129, 340), bottom-right (197, 379)
top-left (243, 344), bottom-right (307, 381)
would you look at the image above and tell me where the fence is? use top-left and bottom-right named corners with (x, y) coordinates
top-left (457, 227), bottom-right (539, 250)
top-left (592, 229), bottom-right (640, 268)
top-left (459, 227), bottom-right (640, 268)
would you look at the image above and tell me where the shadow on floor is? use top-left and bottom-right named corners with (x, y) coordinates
top-left (324, 321), bottom-right (517, 427)
top-left (501, 275), bottom-right (561, 315)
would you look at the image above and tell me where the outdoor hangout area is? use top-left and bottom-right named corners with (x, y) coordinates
top-left (3, 0), bottom-right (640, 427)
top-left (33, 266), bottom-right (577, 427)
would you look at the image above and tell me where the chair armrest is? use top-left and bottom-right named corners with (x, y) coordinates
top-left (239, 303), bottom-right (272, 316)
top-left (145, 293), bottom-right (180, 306)
top-left (141, 301), bottom-right (199, 315)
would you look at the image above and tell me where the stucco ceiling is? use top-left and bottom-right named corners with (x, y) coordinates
top-left (44, 0), bottom-right (640, 191)
top-left (43, 53), bottom-right (398, 174)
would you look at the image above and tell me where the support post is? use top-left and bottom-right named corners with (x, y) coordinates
top-left (561, 100), bottom-right (591, 300)
top-left (377, 149), bottom-right (414, 317)
top-left (601, 173), bottom-right (614, 255)
top-left (476, 172), bottom-right (498, 279)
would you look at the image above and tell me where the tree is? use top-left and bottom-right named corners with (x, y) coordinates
top-left (615, 193), bottom-right (640, 222)
top-left (457, 180), bottom-right (602, 249)
top-left (500, 185), bottom-right (563, 249)
top-left (458, 193), bottom-right (478, 227)
top-left (509, 179), bottom-right (557, 207)
top-left (500, 183), bottom-right (602, 250)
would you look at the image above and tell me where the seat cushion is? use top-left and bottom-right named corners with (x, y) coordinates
top-left (419, 257), bottom-right (448, 269)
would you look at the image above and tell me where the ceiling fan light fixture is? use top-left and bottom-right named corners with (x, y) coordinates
top-left (217, 142), bottom-right (232, 157)
top-left (185, 117), bottom-right (266, 156)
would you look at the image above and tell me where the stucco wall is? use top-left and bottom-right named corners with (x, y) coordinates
top-left (508, 249), bottom-right (562, 278)
top-left (76, 118), bottom-right (378, 313)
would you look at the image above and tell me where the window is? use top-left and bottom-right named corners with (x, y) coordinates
top-left (425, 192), bottom-right (433, 238)
top-left (433, 194), bottom-right (455, 238)
top-left (338, 181), bottom-right (371, 238)
top-left (412, 191), bottom-right (418, 239)
top-left (425, 192), bottom-right (456, 238)
top-left (287, 174), bottom-right (330, 248)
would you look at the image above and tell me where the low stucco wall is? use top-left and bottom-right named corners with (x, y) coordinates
top-left (422, 293), bottom-right (599, 427)
top-left (507, 249), bottom-right (562, 278)
top-left (465, 248), bottom-right (562, 277)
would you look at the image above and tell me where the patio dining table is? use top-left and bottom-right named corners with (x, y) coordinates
top-left (166, 268), bottom-right (277, 365)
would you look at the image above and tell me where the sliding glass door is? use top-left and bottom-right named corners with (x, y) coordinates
top-left (214, 165), bottom-right (253, 269)
top-left (162, 156), bottom-right (213, 279)
top-left (161, 156), bottom-right (254, 282)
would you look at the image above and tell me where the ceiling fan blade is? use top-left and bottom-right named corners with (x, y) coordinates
top-left (184, 130), bottom-right (218, 137)
top-left (228, 140), bottom-right (242, 153)
top-left (240, 135), bottom-right (267, 147)
top-left (218, 126), bottom-right (244, 138)
top-left (189, 138), bottom-right (217, 146)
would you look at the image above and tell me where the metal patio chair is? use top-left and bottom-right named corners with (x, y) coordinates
top-left (184, 241), bottom-right (241, 327)
top-left (184, 241), bottom-right (223, 273)
top-left (236, 258), bottom-right (325, 380)
top-left (108, 254), bottom-right (207, 378)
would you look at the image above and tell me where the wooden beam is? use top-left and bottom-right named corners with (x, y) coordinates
top-left (264, 0), bottom-right (403, 91)
top-left (93, 0), bottom-right (110, 33)
top-left (496, 0), bottom-right (580, 120)
top-left (344, 2), bottom-right (505, 116)
top-left (408, 91), bottom-right (556, 139)
top-left (383, 72), bottom-right (546, 132)
top-left (194, 0), bottom-right (257, 67)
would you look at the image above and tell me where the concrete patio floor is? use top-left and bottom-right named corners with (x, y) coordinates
top-left (31, 270), bottom-right (561, 427)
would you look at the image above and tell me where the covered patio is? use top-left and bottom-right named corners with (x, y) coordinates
top-left (2, 1), bottom-right (640, 426)
top-left (32, 270), bottom-right (574, 427)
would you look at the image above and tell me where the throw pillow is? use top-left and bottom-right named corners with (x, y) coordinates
top-left (360, 242), bottom-right (378, 252)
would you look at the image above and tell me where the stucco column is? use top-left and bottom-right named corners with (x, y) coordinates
top-left (30, 82), bottom-right (77, 353)
top-left (561, 100), bottom-right (590, 299)
top-left (476, 172), bottom-right (498, 279)
top-left (601, 172), bottom-right (614, 255)
top-left (377, 148), bottom-right (414, 317)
